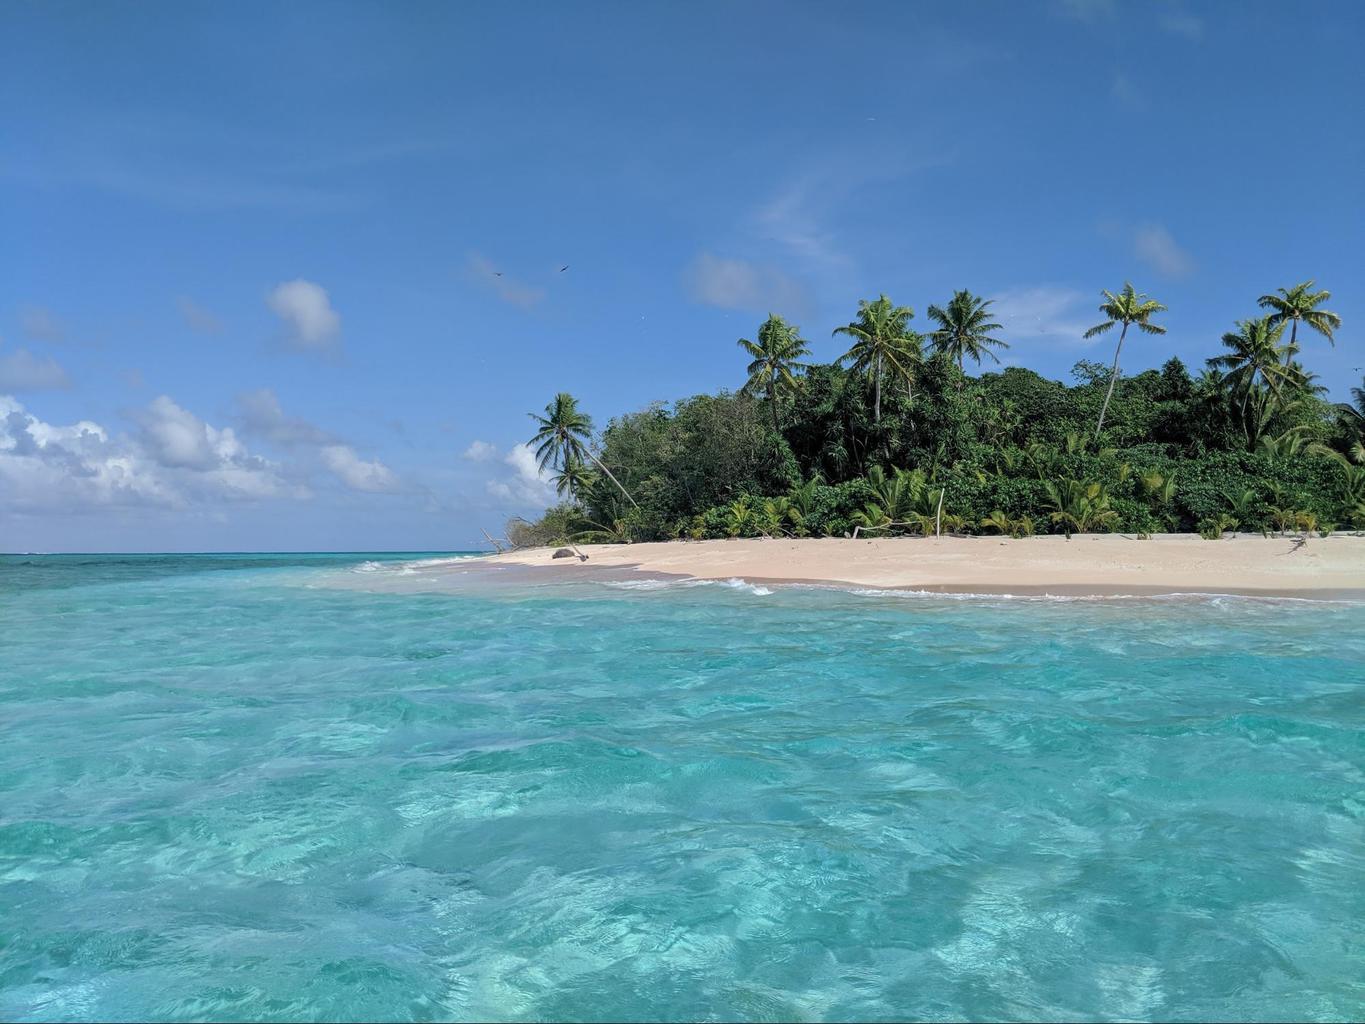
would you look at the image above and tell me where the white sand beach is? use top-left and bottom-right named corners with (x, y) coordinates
top-left (486, 534), bottom-right (1365, 597)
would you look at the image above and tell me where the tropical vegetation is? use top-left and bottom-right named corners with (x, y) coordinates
top-left (507, 281), bottom-right (1362, 547)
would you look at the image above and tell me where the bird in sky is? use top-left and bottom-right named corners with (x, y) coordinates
top-left (492, 271), bottom-right (503, 277)
top-left (559, 265), bottom-right (569, 272)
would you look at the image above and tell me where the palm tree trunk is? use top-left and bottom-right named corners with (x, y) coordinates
top-left (581, 447), bottom-right (639, 509)
top-left (769, 370), bottom-right (780, 434)
top-left (1093, 322), bottom-right (1128, 442)
top-left (874, 352), bottom-right (882, 423)
top-left (1285, 318), bottom-right (1298, 368)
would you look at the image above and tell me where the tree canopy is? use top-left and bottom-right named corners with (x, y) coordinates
top-left (513, 282), bottom-right (1361, 546)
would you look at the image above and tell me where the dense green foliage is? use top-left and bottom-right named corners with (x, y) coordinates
top-left (515, 282), bottom-right (1363, 544)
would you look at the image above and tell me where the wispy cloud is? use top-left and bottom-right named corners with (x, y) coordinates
top-left (1159, 12), bottom-right (1204, 39)
top-left (993, 286), bottom-right (1099, 349)
top-left (1053, 0), bottom-right (1117, 22)
top-left (464, 253), bottom-right (546, 309)
top-left (683, 252), bottom-right (811, 318)
top-left (178, 297), bottom-right (225, 335)
top-left (21, 307), bottom-right (65, 343)
top-left (752, 174), bottom-right (855, 272)
top-left (0, 347), bottom-right (70, 391)
top-left (1111, 71), bottom-right (1147, 110)
top-left (1133, 224), bottom-right (1195, 278)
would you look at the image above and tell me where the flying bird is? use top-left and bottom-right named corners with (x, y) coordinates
top-left (559, 265), bottom-right (569, 272)
top-left (492, 272), bottom-right (503, 277)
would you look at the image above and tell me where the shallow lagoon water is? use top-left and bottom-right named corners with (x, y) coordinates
top-left (1, 554), bottom-right (1363, 1021)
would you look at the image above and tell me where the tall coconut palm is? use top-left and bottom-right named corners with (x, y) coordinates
top-left (528, 392), bottom-right (638, 507)
top-left (1257, 280), bottom-right (1341, 366)
top-left (1206, 316), bottom-right (1294, 418)
top-left (1083, 283), bottom-right (1167, 442)
top-left (926, 290), bottom-right (1008, 380)
top-left (833, 295), bottom-right (917, 423)
top-left (737, 314), bottom-right (811, 433)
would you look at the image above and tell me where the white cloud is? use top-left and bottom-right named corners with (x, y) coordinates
top-left (178, 296), bottom-right (225, 334)
top-left (462, 440), bottom-right (499, 462)
top-left (0, 394), bottom-right (289, 511)
top-left (266, 279), bottom-right (341, 351)
top-left (0, 348), bottom-right (70, 391)
top-left (465, 253), bottom-right (545, 309)
top-left (21, 307), bottom-right (65, 343)
top-left (486, 442), bottom-right (554, 506)
top-left (993, 286), bottom-right (1099, 349)
top-left (320, 444), bottom-right (400, 493)
top-left (1133, 224), bottom-right (1194, 278)
top-left (683, 252), bottom-right (810, 317)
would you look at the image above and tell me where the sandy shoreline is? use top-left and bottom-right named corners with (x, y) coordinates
top-left (481, 534), bottom-right (1365, 598)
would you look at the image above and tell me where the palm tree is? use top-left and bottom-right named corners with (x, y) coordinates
top-left (1206, 317), bottom-right (1294, 444)
top-left (1043, 477), bottom-right (1119, 538)
top-left (833, 295), bottom-right (918, 423)
top-left (528, 392), bottom-right (638, 507)
top-left (552, 457), bottom-right (595, 502)
top-left (737, 314), bottom-right (810, 434)
top-left (926, 290), bottom-right (1008, 380)
top-left (1258, 280), bottom-right (1341, 367)
top-left (1341, 377), bottom-right (1365, 464)
top-left (1083, 283), bottom-right (1167, 442)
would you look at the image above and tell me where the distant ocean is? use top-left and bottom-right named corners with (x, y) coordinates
top-left (2, 553), bottom-right (1362, 1021)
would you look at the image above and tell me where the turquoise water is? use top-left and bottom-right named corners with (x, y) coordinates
top-left (1, 555), bottom-right (1362, 1022)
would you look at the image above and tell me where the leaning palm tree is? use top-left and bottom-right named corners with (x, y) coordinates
top-left (1258, 280), bottom-right (1341, 367)
top-left (1083, 283), bottom-right (1167, 442)
top-left (737, 314), bottom-right (810, 433)
top-left (528, 392), bottom-right (638, 507)
top-left (926, 290), bottom-right (1008, 380)
top-left (833, 295), bottom-right (917, 423)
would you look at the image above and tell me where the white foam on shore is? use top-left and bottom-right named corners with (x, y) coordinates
top-left (602, 577), bottom-right (773, 596)
top-left (597, 576), bottom-right (1355, 606)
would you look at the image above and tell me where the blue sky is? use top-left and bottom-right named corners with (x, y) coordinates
top-left (3, 0), bottom-right (1362, 552)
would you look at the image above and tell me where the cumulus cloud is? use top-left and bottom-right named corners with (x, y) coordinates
top-left (486, 442), bottom-right (554, 506)
top-left (236, 388), bottom-right (332, 446)
top-left (0, 395), bottom-right (288, 511)
top-left (464, 253), bottom-right (546, 309)
top-left (683, 252), bottom-right (810, 317)
top-left (178, 297), bottom-right (225, 334)
top-left (462, 440), bottom-right (499, 462)
top-left (234, 388), bottom-right (400, 493)
top-left (21, 307), bottom-right (65, 343)
top-left (266, 279), bottom-right (341, 351)
top-left (1133, 224), bottom-right (1194, 278)
top-left (0, 348), bottom-right (71, 391)
top-left (320, 444), bottom-right (400, 493)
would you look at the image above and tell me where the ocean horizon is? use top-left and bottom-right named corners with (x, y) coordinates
top-left (2, 552), bottom-right (1361, 1021)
